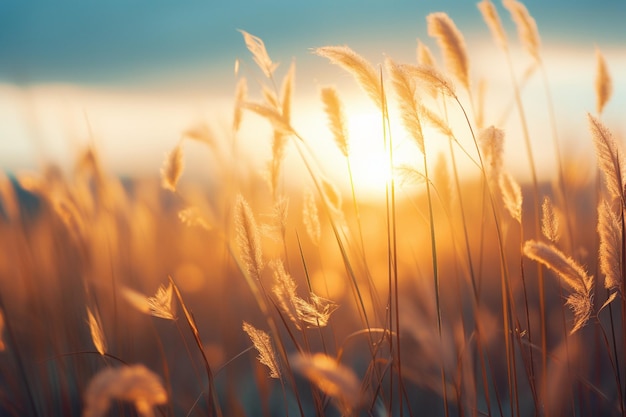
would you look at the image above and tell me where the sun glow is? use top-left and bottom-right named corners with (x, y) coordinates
top-left (340, 106), bottom-right (423, 199)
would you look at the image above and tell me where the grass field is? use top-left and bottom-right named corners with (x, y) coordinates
top-left (0, 1), bottom-right (624, 416)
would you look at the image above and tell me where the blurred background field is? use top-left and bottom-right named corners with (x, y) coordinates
top-left (1, 1), bottom-right (626, 416)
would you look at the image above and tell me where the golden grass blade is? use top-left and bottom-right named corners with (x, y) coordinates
top-left (588, 113), bottom-right (623, 202)
top-left (83, 364), bottom-right (167, 417)
top-left (502, 0), bottom-right (541, 61)
top-left (303, 189), bottom-right (321, 246)
top-left (595, 48), bottom-right (613, 115)
top-left (320, 87), bottom-right (349, 157)
top-left (499, 171), bottom-right (522, 223)
top-left (427, 12), bottom-right (470, 91)
top-left (234, 194), bottom-right (264, 281)
top-left (598, 200), bottom-right (622, 299)
top-left (242, 321), bottom-right (281, 379)
top-left (386, 57), bottom-right (424, 153)
top-left (167, 276), bottom-right (222, 415)
top-left (160, 143), bottom-right (184, 192)
top-left (541, 196), bottom-right (560, 242)
top-left (86, 307), bottom-right (107, 356)
top-left (478, 0), bottom-right (508, 50)
top-left (314, 45), bottom-right (383, 110)
top-left (523, 240), bottom-right (593, 333)
top-left (291, 353), bottom-right (361, 414)
top-left (233, 77), bottom-right (248, 133)
top-left (239, 30), bottom-right (279, 78)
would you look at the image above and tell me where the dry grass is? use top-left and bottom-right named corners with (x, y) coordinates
top-left (0, 2), bottom-right (624, 417)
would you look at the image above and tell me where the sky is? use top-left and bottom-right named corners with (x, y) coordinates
top-left (1, 1), bottom-right (624, 89)
top-left (0, 1), bottom-right (625, 194)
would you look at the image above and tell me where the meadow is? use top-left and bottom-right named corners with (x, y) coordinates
top-left (0, 1), bottom-right (624, 416)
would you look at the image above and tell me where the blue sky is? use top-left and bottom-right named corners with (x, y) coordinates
top-left (1, 1), bottom-right (624, 91)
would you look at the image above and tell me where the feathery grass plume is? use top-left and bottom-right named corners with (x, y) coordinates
top-left (418, 103), bottom-right (454, 138)
top-left (303, 189), bottom-right (321, 246)
top-left (82, 364), bottom-right (167, 417)
top-left (320, 87), bottom-right (349, 157)
top-left (291, 353), bottom-right (361, 414)
top-left (588, 113), bottom-right (623, 202)
top-left (262, 197), bottom-right (289, 241)
top-left (499, 171), bottom-right (522, 223)
top-left (266, 62), bottom-right (296, 199)
top-left (262, 85), bottom-right (279, 109)
top-left (271, 259), bottom-right (337, 328)
top-left (395, 165), bottom-right (427, 186)
top-left (0, 308), bottom-right (5, 351)
top-left (235, 195), bottom-right (264, 281)
top-left (178, 207), bottom-right (212, 231)
top-left (417, 39), bottom-right (437, 68)
top-left (86, 307), bottom-right (107, 356)
top-left (541, 196), bottom-right (560, 242)
top-left (121, 283), bottom-right (177, 320)
top-left (598, 199), bottom-right (622, 306)
top-left (502, 0), bottom-right (541, 62)
top-left (595, 48), bottom-right (613, 115)
top-left (314, 46), bottom-right (383, 110)
top-left (160, 143), bottom-right (184, 192)
top-left (268, 130), bottom-right (288, 199)
top-left (402, 64), bottom-right (457, 98)
top-left (478, 126), bottom-right (504, 183)
top-left (241, 102), bottom-right (294, 136)
top-left (478, 0), bottom-right (508, 50)
top-left (183, 122), bottom-right (216, 149)
top-left (523, 240), bottom-right (594, 333)
top-left (416, 40), bottom-right (440, 98)
top-left (239, 30), bottom-right (278, 78)
top-left (386, 57), bottom-right (424, 153)
top-left (281, 60), bottom-right (295, 125)
top-left (233, 77), bottom-right (247, 133)
top-left (270, 259), bottom-right (299, 325)
top-left (242, 321), bottom-right (280, 379)
top-left (427, 12), bottom-right (470, 91)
